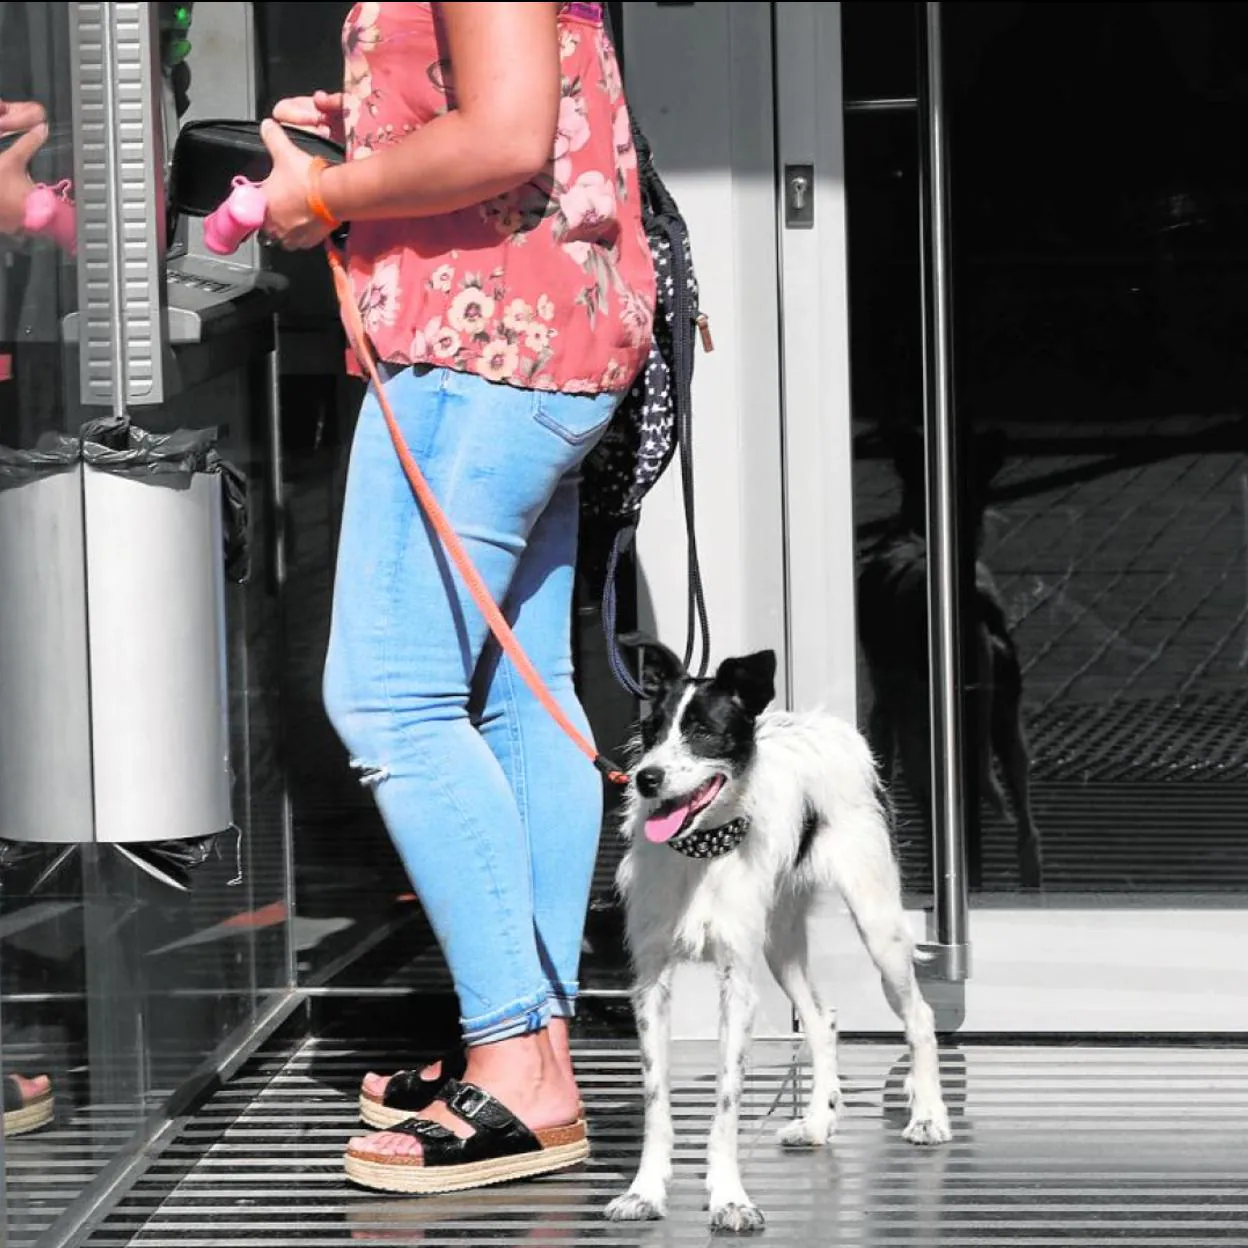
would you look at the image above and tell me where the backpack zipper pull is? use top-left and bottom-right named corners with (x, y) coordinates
top-left (696, 312), bottom-right (714, 353)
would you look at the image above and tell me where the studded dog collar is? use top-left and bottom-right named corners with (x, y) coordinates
top-left (668, 817), bottom-right (750, 860)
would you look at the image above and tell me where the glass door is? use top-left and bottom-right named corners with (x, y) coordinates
top-left (3, 4), bottom-right (297, 1241)
top-left (842, 1), bottom-right (1248, 1031)
top-left (1, 6), bottom-right (96, 1240)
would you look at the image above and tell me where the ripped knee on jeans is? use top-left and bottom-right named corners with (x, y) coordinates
top-left (349, 757), bottom-right (391, 789)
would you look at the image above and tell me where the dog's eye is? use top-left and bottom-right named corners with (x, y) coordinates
top-left (681, 714), bottom-right (725, 749)
top-left (640, 709), bottom-right (668, 748)
top-left (683, 703), bottom-right (727, 736)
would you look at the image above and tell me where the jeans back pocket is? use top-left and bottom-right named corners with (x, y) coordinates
top-left (533, 390), bottom-right (619, 447)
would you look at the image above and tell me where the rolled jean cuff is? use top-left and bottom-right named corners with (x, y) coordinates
top-left (548, 982), bottom-right (579, 1020)
top-left (462, 989), bottom-right (551, 1047)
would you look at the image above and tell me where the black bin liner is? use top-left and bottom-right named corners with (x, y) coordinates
top-left (0, 416), bottom-right (248, 583)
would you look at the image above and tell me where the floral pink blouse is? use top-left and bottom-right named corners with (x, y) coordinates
top-left (340, 1), bottom-right (656, 394)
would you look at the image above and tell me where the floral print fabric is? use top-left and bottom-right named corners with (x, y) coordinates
top-left (340, 2), bottom-right (656, 395)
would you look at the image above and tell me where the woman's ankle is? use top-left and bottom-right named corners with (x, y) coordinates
top-left (465, 1031), bottom-right (548, 1085)
top-left (547, 1017), bottom-right (574, 1074)
top-left (464, 1029), bottom-right (577, 1101)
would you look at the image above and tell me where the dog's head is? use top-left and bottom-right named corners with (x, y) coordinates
top-left (892, 425), bottom-right (1008, 541)
top-left (623, 638), bottom-right (777, 848)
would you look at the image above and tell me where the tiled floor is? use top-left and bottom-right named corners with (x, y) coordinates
top-left (86, 1036), bottom-right (1248, 1246)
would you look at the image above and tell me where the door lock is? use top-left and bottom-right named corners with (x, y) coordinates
top-left (784, 163), bottom-right (814, 229)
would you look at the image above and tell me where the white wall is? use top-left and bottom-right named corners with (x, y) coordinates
top-left (622, 3), bottom-right (880, 1040)
top-left (773, 2), bottom-right (858, 723)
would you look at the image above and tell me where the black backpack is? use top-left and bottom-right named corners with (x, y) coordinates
top-left (581, 13), bottom-right (711, 694)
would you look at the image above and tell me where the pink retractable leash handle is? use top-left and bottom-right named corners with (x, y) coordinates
top-left (202, 176), bottom-right (267, 255)
top-left (22, 179), bottom-right (76, 254)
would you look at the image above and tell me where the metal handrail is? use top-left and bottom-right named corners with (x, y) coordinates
top-left (915, 1), bottom-right (971, 981)
top-left (844, 96), bottom-right (918, 114)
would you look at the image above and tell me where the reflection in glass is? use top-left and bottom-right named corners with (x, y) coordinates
top-left (858, 428), bottom-right (1043, 892)
top-left (848, 1), bottom-right (1248, 900)
top-left (2, 3), bottom-right (294, 1243)
top-left (1, 4), bottom-right (87, 1240)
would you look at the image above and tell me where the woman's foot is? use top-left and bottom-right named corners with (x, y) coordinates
top-left (351, 1030), bottom-right (580, 1162)
top-left (361, 1018), bottom-right (576, 1106)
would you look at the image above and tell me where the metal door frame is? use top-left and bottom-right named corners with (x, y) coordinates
top-left (777, 0), bottom-right (1248, 1034)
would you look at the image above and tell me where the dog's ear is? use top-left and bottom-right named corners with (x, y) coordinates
top-left (712, 650), bottom-right (777, 717)
top-left (619, 632), bottom-right (686, 699)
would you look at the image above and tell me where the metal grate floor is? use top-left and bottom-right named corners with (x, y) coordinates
top-left (84, 1036), bottom-right (1248, 1246)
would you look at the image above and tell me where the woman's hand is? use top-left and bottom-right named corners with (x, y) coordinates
top-left (0, 121), bottom-right (48, 236)
top-left (271, 91), bottom-right (345, 145)
top-left (0, 99), bottom-right (48, 136)
top-left (259, 118), bottom-right (333, 250)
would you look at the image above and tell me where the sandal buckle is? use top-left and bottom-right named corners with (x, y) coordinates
top-left (450, 1083), bottom-right (490, 1120)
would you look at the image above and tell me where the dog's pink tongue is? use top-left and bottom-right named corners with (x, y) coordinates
top-left (645, 802), bottom-right (694, 844)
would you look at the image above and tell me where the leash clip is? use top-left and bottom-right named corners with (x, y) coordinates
top-left (594, 756), bottom-right (630, 786)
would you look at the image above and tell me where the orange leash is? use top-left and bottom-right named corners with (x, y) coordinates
top-left (325, 246), bottom-right (629, 787)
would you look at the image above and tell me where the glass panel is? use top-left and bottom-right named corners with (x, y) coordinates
top-left (2, 5), bottom-right (295, 1241)
top-left (848, 1), bottom-right (1248, 905)
top-left (947, 0), bottom-right (1248, 898)
top-left (843, 4), bottom-right (935, 901)
top-left (102, 0), bottom-right (293, 1126)
top-left (1, 4), bottom-right (92, 1242)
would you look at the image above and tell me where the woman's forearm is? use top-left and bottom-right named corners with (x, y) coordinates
top-left (319, 110), bottom-right (548, 223)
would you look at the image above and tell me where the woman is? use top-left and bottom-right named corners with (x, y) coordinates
top-left (265, 1), bottom-right (653, 1193)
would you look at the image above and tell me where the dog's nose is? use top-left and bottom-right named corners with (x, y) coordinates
top-left (635, 766), bottom-right (665, 797)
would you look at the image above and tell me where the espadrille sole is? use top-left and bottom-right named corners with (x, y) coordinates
top-left (359, 1093), bottom-right (427, 1131)
top-left (4, 1092), bottom-right (53, 1137)
top-left (344, 1120), bottom-right (588, 1194)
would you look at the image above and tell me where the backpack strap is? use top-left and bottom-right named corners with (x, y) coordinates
top-left (657, 211), bottom-right (711, 680)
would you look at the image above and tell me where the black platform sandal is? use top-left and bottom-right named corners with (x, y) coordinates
top-left (359, 1050), bottom-right (469, 1130)
top-left (344, 1079), bottom-right (588, 1195)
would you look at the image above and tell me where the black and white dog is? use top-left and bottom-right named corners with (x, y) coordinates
top-left (605, 640), bottom-right (951, 1234)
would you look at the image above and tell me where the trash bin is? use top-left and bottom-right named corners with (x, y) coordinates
top-left (0, 417), bottom-right (246, 846)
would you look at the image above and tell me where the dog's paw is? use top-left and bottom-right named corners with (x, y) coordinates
top-left (709, 1200), bottom-right (766, 1234)
top-left (605, 1192), bottom-right (666, 1223)
top-left (777, 1112), bottom-right (836, 1148)
top-left (902, 1105), bottom-right (952, 1145)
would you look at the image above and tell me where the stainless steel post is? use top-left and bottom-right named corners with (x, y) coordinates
top-left (916, 1), bottom-right (970, 981)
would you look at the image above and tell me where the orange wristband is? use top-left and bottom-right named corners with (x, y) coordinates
top-left (306, 157), bottom-right (341, 229)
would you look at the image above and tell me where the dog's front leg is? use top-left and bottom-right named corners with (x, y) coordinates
top-left (605, 963), bottom-right (675, 1222)
top-left (706, 960), bottom-right (764, 1233)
